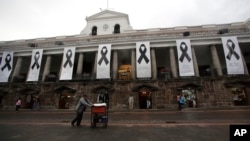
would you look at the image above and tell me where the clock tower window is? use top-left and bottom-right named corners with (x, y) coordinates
top-left (92, 26), bottom-right (97, 35)
top-left (114, 24), bottom-right (120, 34)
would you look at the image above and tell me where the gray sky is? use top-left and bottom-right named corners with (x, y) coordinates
top-left (0, 0), bottom-right (250, 41)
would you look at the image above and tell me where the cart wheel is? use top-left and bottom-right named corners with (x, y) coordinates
top-left (91, 122), bottom-right (96, 128)
top-left (103, 123), bottom-right (108, 128)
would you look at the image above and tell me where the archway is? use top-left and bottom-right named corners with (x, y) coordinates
top-left (92, 26), bottom-right (97, 35)
top-left (0, 88), bottom-right (8, 109)
top-left (18, 86), bottom-right (41, 109)
top-left (114, 24), bottom-right (120, 34)
top-left (92, 85), bottom-right (114, 109)
top-left (132, 84), bottom-right (159, 109)
top-left (54, 86), bottom-right (76, 109)
top-left (224, 80), bottom-right (250, 106)
top-left (138, 91), bottom-right (152, 109)
top-left (177, 83), bottom-right (203, 108)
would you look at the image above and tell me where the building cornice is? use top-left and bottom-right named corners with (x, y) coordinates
top-left (1, 21), bottom-right (250, 56)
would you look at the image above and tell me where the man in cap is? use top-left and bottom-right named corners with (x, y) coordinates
top-left (71, 94), bottom-right (93, 127)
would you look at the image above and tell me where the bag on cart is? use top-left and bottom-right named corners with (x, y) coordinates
top-left (77, 103), bottom-right (86, 113)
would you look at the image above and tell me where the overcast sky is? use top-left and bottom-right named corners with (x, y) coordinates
top-left (0, 0), bottom-right (250, 41)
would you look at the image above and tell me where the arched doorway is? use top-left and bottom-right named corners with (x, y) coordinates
top-left (177, 83), bottom-right (203, 108)
top-left (92, 85), bottom-right (114, 109)
top-left (138, 91), bottom-right (152, 109)
top-left (18, 86), bottom-right (41, 109)
top-left (54, 86), bottom-right (76, 109)
top-left (132, 84), bottom-right (159, 109)
top-left (224, 80), bottom-right (250, 106)
top-left (0, 88), bottom-right (8, 109)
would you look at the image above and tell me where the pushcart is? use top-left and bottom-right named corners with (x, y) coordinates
top-left (90, 103), bottom-right (108, 128)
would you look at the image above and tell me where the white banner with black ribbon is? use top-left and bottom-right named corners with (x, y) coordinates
top-left (60, 47), bottom-right (76, 80)
top-left (27, 49), bottom-right (43, 81)
top-left (136, 42), bottom-right (151, 78)
top-left (176, 39), bottom-right (195, 76)
top-left (96, 44), bottom-right (111, 79)
top-left (0, 51), bottom-right (14, 82)
top-left (221, 36), bottom-right (244, 74)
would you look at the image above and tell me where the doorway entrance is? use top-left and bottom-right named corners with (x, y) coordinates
top-left (97, 91), bottom-right (109, 109)
top-left (180, 89), bottom-right (197, 108)
top-left (138, 91), bottom-right (152, 109)
top-left (231, 87), bottom-right (249, 106)
top-left (59, 93), bottom-right (73, 109)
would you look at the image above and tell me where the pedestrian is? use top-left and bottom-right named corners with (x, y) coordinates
top-left (71, 94), bottom-right (93, 127)
top-left (146, 95), bottom-right (151, 109)
top-left (15, 97), bottom-right (22, 111)
top-left (179, 95), bottom-right (186, 111)
top-left (177, 94), bottom-right (181, 110)
top-left (128, 94), bottom-right (134, 110)
top-left (32, 96), bottom-right (40, 110)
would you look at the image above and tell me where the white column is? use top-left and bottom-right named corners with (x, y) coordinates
top-left (210, 45), bottom-right (223, 76)
top-left (151, 48), bottom-right (157, 79)
top-left (241, 52), bottom-right (249, 75)
top-left (112, 50), bottom-right (118, 80)
top-left (11, 57), bottom-right (23, 82)
top-left (42, 55), bottom-right (51, 81)
top-left (92, 51), bottom-right (98, 79)
top-left (192, 47), bottom-right (199, 77)
top-left (131, 49), bottom-right (136, 79)
top-left (169, 47), bottom-right (178, 78)
top-left (76, 53), bottom-right (84, 75)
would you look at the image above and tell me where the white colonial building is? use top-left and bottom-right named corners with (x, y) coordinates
top-left (0, 10), bottom-right (250, 110)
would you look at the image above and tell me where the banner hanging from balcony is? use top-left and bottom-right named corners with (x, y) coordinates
top-left (96, 44), bottom-right (111, 79)
top-left (27, 49), bottom-right (44, 81)
top-left (221, 36), bottom-right (244, 74)
top-left (176, 39), bottom-right (195, 76)
top-left (0, 51), bottom-right (13, 82)
top-left (136, 42), bottom-right (151, 78)
top-left (59, 47), bottom-right (76, 80)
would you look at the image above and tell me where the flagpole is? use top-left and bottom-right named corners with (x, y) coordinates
top-left (107, 0), bottom-right (109, 9)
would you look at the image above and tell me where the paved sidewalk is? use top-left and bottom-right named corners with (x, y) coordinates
top-left (0, 109), bottom-right (250, 141)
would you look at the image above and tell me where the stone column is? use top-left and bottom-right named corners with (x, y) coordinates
top-left (241, 52), bottom-right (249, 75)
top-left (92, 51), bottom-right (98, 79)
top-left (112, 50), bottom-right (118, 80)
top-left (210, 45), bottom-right (223, 76)
top-left (76, 53), bottom-right (84, 75)
top-left (169, 47), bottom-right (178, 78)
top-left (191, 47), bottom-right (199, 77)
top-left (42, 55), bottom-right (51, 81)
top-left (151, 48), bottom-right (157, 79)
top-left (131, 49), bottom-right (136, 79)
top-left (11, 57), bottom-right (23, 82)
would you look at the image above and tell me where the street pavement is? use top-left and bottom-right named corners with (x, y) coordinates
top-left (0, 108), bottom-right (250, 141)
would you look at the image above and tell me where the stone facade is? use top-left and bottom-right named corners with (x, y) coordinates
top-left (1, 75), bottom-right (249, 110)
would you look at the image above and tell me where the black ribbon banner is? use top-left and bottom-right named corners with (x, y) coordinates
top-left (226, 39), bottom-right (240, 60)
top-left (179, 42), bottom-right (191, 62)
top-left (98, 46), bottom-right (109, 65)
top-left (31, 51), bottom-right (40, 69)
top-left (63, 49), bottom-right (73, 68)
top-left (137, 44), bottom-right (149, 64)
top-left (1, 54), bottom-right (12, 71)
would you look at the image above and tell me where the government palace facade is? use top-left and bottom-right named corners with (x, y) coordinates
top-left (0, 10), bottom-right (250, 110)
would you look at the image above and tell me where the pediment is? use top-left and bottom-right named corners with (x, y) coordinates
top-left (86, 10), bottom-right (128, 21)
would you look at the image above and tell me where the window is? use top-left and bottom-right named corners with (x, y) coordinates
top-left (118, 64), bottom-right (132, 80)
top-left (114, 24), bottom-right (120, 34)
top-left (198, 65), bottom-right (211, 77)
top-left (92, 26), bottom-right (97, 35)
